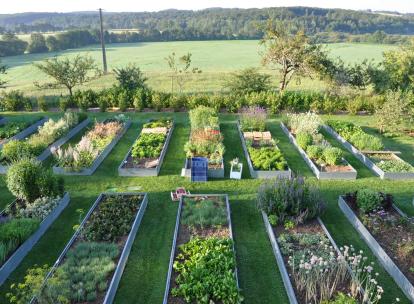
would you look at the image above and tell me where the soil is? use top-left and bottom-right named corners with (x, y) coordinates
top-left (272, 220), bottom-right (351, 303)
top-left (167, 197), bottom-right (231, 304)
top-left (319, 163), bottom-right (354, 172)
top-left (343, 196), bottom-right (414, 284)
top-left (122, 154), bottom-right (159, 169)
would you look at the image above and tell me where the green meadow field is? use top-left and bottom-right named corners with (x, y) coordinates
top-left (1, 40), bottom-right (396, 96)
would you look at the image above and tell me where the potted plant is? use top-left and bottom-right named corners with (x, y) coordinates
top-left (230, 158), bottom-right (242, 179)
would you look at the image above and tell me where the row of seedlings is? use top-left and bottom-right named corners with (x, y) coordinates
top-left (325, 120), bottom-right (414, 179)
top-left (0, 112), bottom-right (89, 174)
top-left (0, 159), bottom-right (69, 286)
top-left (118, 118), bottom-right (174, 176)
top-left (238, 106), bottom-right (291, 179)
top-left (0, 116), bottom-right (48, 149)
top-left (52, 114), bottom-right (131, 175)
top-left (163, 194), bottom-right (242, 303)
top-left (281, 113), bottom-right (357, 180)
top-left (30, 192), bottom-right (148, 304)
top-left (182, 106), bottom-right (225, 179)
top-left (258, 177), bottom-right (386, 303)
top-left (339, 191), bottom-right (414, 301)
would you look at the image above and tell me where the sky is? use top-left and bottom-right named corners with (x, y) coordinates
top-left (1, 0), bottom-right (414, 14)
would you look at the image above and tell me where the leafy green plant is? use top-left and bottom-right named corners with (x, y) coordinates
top-left (322, 293), bottom-right (358, 304)
top-left (181, 198), bottom-right (227, 229)
top-left (322, 147), bottom-right (343, 166)
top-left (257, 176), bottom-right (325, 224)
top-left (172, 237), bottom-right (241, 304)
top-left (296, 132), bottom-right (313, 150)
top-left (189, 106), bottom-right (219, 130)
top-left (82, 195), bottom-right (142, 242)
top-left (131, 133), bottom-right (166, 159)
top-left (306, 145), bottom-right (323, 160)
top-left (377, 159), bottom-right (414, 173)
top-left (287, 112), bottom-right (321, 135)
top-left (143, 118), bottom-right (172, 128)
top-left (356, 189), bottom-right (382, 213)
top-left (248, 146), bottom-right (288, 171)
top-left (0, 120), bottom-right (34, 140)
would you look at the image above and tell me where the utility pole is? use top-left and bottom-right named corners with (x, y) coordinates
top-left (99, 8), bottom-right (108, 74)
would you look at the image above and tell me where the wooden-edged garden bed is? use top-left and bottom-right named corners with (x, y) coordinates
top-left (0, 192), bottom-right (70, 287)
top-left (281, 122), bottom-right (357, 180)
top-left (237, 121), bottom-right (291, 179)
top-left (30, 192), bottom-right (148, 304)
top-left (52, 120), bottom-right (131, 176)
top-left (338, 194), bottom-right (414, 301)
top-left (324, 124), bottom-right (414, 180)
top-left (118, 120), bottom-right (174, 177)
top-left (163, 194), bottom-right (241, 304)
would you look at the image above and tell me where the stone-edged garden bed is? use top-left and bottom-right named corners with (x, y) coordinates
top-left (30, 192), bottom-right (148, 304)
top-left (0, 116), bottom-right (90, 174)
top-left (118, 120), bottom-right (174, 177)
top-left (0, 192), bottom-right (70, 287)
top-left (338, 194), bottom-right (414, 302)
top-left (237, 121), bottom-right (291, 179)
top-left (163, 194), bottom-right (241, 304)
top-left (52, 120), bottom-right (131, 176)
top-left (324, 124), bottom-right (414, 180)
top-left (281, 122), bottom-right (357, 180)
top-left (0, 117), bottom-right (48, 149)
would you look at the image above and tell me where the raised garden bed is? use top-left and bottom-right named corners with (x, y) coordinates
top-left (338, 193), bottom-right (414, 301)
top-left (30, 192), bottom-right (148, 304)
top-left (281, 122), bottom-right (357, 180)
top-left (0, 115), bottom-right (90, 174)
top-left (163, 194), bottom-right (241, 304)
top-left (0, 117), bottom-right (48, 149)
top-left (181, 155), bottom-right (224, 178)
top-left (53, 119), bottom-right (131, 176)
top-left (0, 192), bottom-right (70, 287)
top-left (324, 124), bottom-right (414, 180)
top-left (238, 121), bottom-right (291, 179)
top-left (118, 119), bottom-right (174, 177)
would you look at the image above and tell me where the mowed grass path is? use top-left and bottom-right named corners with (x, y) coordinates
top-left (1, 41), bottom-right (395, 96)
top-left (0, 112), bottom-right (413, 303)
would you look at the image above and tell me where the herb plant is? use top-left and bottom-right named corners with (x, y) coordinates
top-left (181, 199), bottom-right (227, 229)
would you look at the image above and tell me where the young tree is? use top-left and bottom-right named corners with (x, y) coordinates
top-left (0, 58), bottom-right (7, 87)
top-left (165, 52), bottom-right (201, 94)
top-left (260, 23), bottom-right (324, 93)
top-left (27, 33), bottom-right (48, 53)
top-left (224, 67), bottom-right (271, 94)
top-left (113, 64), bottom-right (148, 92)
top-left (34, 55), bottom-right (98, 96)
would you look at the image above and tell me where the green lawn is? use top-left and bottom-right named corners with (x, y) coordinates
top-left (1, 41), bottom-right (396, 97)
top-left (0, 111), bottom-right (413, 303)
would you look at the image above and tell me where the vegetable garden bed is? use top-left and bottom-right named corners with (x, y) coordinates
top-left (30, 192), bottom-right (148, 304)
top-left (0, 115), bottom-right (89, 174)
top-left (53, 119), bottom-right (131, 175)
top-left (324, 123), bottom-right (414, 180)
top-left (280, 122), bottom-right (357, 180)
top-left (163, 194), bottom-right (241, 304)
top-left (181, 155), bottom-right (225, 178)
top-left (338, 194), bottom-right (414, 301)
top-left (0, 117), bottom-right (48, 149)
top-left (238, 121), bottom-right (291, 179)
top-left (0, 192), bottom-right (70, 287)
top-left (118, 119), bottom-right (174, 177)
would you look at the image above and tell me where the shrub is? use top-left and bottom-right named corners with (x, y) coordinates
top-left (286, 112), bottom-right (321, 135)
top-left (356, 189), bottom-right (382, 213)
top-left (58, 96), bottom-right (69, 112)
top-left (0, 90), bottom-right (32, 111)
top-left (296, 132), bottom-right (313, 150)
top-left (0, 140), bottom-right (33, 163)
top-left (37, 97), bottom-right (48, 112)
top-left (97, 94), bottom-right (108, 112)
top-left (133, 89), bottom-right (144, 111)
top-left (322, 147), bottom-right (343, 166)
top-left (306, 145), bottom-right (323, 160)
top-left (189, 106), bottom-right (219, 130)
top-left (256, 176), bottom-right (325, 224)
top-left (6, 158), bottom-right (63, 203)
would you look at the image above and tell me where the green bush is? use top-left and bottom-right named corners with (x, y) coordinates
top-left (97, 95), bottom-right (108, 112)
top-left (59, 97), bottom-right (69, 112)
top-left (296, 132), bottom-right (313, 150)
top-left (322, 147), bottom-right (343, 165)
top-left (356, 189), bottom-right (382, 213)
top-left (0, 140), bottom-right (33, 163)
top-left (133, 89), bottom-right (144, 111)
top-left (306, 145), bottom-right (323, 160)
top-left (6, 158), bottom-right (63, 203)
top-left (37, 97), bottom-right (48, 112)
top-left (256, 176), bottom-right (325, 224)
top-left (0, 90), bottom-right (32, 111)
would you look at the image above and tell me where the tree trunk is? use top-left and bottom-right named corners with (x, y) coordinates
top-left (68, 86), bottom-right (73, 97)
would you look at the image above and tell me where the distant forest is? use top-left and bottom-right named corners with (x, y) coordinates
top-left (1, 7), bottom-right (414, 57)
